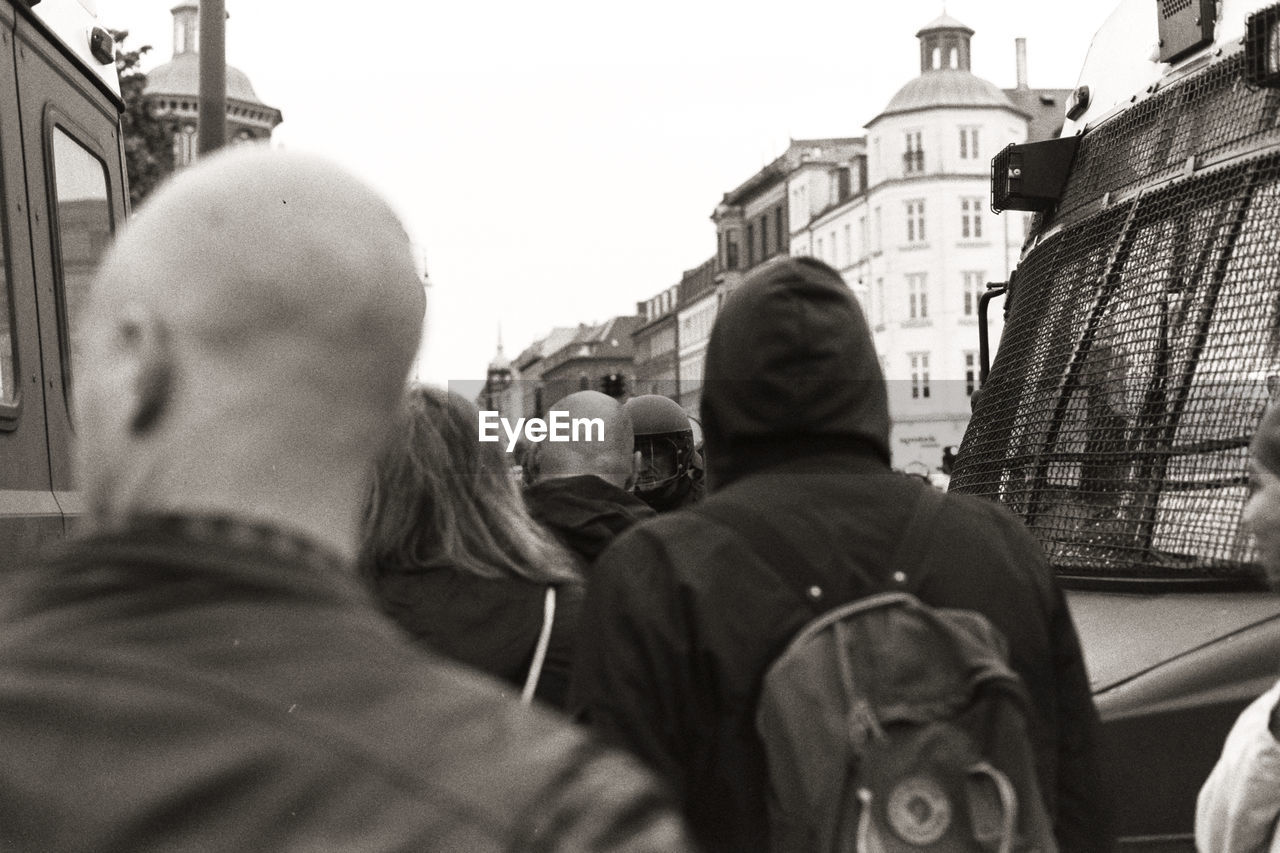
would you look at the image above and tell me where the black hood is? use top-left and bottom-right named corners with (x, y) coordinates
top-left (524, 475), bottom-right (656, 564)
top-left (702, 256), bottom-right (891, 488)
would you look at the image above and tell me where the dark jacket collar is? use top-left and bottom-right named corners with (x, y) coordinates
top-left (524, 475), bottom-right (655, 563)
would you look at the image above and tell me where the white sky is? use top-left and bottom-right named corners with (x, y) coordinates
top-left (95, 0), bottom-right (1122, 384)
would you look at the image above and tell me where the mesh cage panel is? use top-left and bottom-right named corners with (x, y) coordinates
top-left (952, 52), bottom-right (1280, 582)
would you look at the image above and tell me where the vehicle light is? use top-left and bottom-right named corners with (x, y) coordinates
top-left (1245, 3), bottom-right (1280, 88)
top-left (88, 26), bottom-right (114, 65)
top-left (989, 137), bottom-right (1081, 214)
top-left (1065, 85), bottom-right (1090, 122)
top-left (1156, 0), bottom-right (1217, 63)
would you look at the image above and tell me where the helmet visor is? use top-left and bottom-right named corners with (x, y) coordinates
top-left (635, 435), bottom-right (690, 490)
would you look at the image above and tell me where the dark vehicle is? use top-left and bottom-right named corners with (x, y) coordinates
top-left (954, 0), bottom-right (1280, 848)
top-left (0, 0), bottom-right (127, 561)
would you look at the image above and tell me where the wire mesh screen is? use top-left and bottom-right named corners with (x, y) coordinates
top-left (952, 53), bottom-right (1280, 582)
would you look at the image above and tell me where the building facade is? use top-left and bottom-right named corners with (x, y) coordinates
top-left (787, 16), bottom-right (1068, 476)
top-left (537, 316), bottom-right (643, 411)
top-left (675, 259), bottom-right (717, 418)
top-left (632, 284), bottom-right (681, 399)
top-left (142, 2), bottom-right (283, 170)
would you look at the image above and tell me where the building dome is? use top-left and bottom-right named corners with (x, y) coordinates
top-left (143, 53), bottom-right (266, 105)
top-left (874, 70), bottom-right (1021, 121)
top-left (868, 14), bottom-right (1025, 125)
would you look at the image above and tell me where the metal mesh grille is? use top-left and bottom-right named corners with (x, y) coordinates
top-left (952, 53), bottom-right (1280, 582)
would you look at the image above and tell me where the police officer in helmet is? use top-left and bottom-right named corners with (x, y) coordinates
top-left (624, 395), bottom-right (705, 512)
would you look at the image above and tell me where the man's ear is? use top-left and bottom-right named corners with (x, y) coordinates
top-left (120, 312), bottom-right (174, 436)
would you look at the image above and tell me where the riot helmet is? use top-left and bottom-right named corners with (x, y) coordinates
top-left (624, 395), bottom-right (700, 511)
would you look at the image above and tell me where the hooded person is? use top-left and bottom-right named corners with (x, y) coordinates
top-left (523, 391), bottom-right (655, 569)
top-left (1196, 402), bottom-right (1280, 852)
top-left (570, 256), bottom-right (1112, 853)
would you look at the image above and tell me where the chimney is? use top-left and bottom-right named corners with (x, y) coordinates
top-left (1015, 37), bottom-right (1029, 89)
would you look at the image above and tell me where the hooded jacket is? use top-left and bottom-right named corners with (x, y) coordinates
top-left (524, 474), bottom-right (656, 567)
top-left (371, 559), bottom-right (584, 710)
top-left (571, 257), bottom-right (1111, 853)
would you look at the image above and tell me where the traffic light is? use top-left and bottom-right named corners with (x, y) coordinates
top-left (600, 373), bottom-right (626, 399)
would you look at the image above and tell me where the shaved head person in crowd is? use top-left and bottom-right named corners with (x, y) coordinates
top-left (524, 391), bottom-right (655, 571)
top-left (0, 148), bottom-right (692, 852)
top-left (74, 148), bottom-right (423, 551)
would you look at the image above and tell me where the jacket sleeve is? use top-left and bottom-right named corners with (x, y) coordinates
top-left (1196, 679), bottom-right (1280, 853)
top-left (569, 527), bottom-right (698, 805)
top-left (520, 742), bottom-right (699, 853)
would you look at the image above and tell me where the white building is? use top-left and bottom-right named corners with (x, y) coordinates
top-left (788, 15), bottom-right (1065, 476)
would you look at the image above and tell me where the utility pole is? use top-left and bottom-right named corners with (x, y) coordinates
top-left (198, 0), bottom-right (226, 156)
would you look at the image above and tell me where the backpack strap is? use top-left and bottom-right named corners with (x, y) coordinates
top-left (695, 498), bottom-right (833, 614)
top-left (696, 482), bottom-right (946, 612)
top-left (883, 483), bottom-right (945, 596)
top-left (521, 586), bottom-right (556, 705)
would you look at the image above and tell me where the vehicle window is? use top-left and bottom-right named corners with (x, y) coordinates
top-left (0, 166), bottom-right (13, 408)
top-left (50, 127), bottom-right (112, 397)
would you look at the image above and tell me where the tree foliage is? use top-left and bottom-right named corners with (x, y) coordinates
top-left (110, 30), bottom-right (173, 210)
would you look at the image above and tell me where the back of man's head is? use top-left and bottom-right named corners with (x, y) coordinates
top-left (528, 391), bottom-right (636, 490)
top-left (74, 147), bottom-right (425, 556)
top-left (701, 256), bottom-right (890, 488)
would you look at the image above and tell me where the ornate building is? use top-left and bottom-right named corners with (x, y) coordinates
top-left (142, 2), bottom-right (283, 169)
top-left (786, 15), bottom-right (1068, 477)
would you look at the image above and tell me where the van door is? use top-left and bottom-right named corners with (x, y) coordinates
top-left (13, 10), bottom-right (126, 540)
top-left (0, 4), bottom-right (61, 563)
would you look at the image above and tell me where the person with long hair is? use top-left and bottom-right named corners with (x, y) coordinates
top-left (361, 385), bottom-right (583, 709)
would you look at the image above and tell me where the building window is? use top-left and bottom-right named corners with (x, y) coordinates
top-left (829, 230), bottom-right (838, 265)
top-left (762, 213), bottom-right (771, 258)
top-left (907, 273), bottom-right (928, 319)
top-left (965, 352), bottom-right (978, 397)
top-left (816, 236), bottom-right (824, 260)
top-left (959, 126), bottom-right (980, 160)
top-left (726, 232), bottom-right (740, 270)
top-left (904, 131), bottom-right (924, 174)
top-left (906, 200), bottom-right (926, 243)
top-left (775, 204), bottom-right (785, 253)
top-left (961, 198), bottom-right (983, 240)
top-left (962, 271), bottom-right (986, 316)
top-left (910, 353), bottom-right (931, 399)
top-left (875, 278), bottom-right (885, 325)
top-left (873, 207), bottom-right (882, 253)
top-left (747, 223), bottom-right (756, 267)
top-left (843, 224), bottom-right (852, 266)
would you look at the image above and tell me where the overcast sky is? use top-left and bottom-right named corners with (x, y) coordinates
top-left (95, 0), bottom-right (1124, 385)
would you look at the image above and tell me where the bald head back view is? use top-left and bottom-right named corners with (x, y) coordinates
top-left (74, 147), bottom-right (425, 558)
top-left (528, 391), bottom-right (638, 490)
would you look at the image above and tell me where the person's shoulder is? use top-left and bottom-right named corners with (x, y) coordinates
top-left (936, 488), bottom-right (1040, 545)
top-left (386, 659), bottom-right (692, 849)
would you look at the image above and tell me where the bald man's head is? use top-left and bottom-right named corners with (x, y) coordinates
top-left (528, 391), bottom-right (638, 489)
top-left (75, 147), bottom-right (425, 540)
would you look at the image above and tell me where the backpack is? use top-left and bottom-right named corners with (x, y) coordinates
top-left (713, 486), bottom-right (1058, 853)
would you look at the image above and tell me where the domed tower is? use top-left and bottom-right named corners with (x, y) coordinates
top-left (859, 14), bottom-right (1033, 478)
top-left (142, 3), bottom-right (283, 169)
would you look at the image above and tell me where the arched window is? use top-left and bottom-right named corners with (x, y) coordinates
top-left (931, 46), bottom-right (941, 70)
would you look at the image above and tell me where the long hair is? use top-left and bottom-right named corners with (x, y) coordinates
top-left (361, 385), bottom-right (578, 585)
